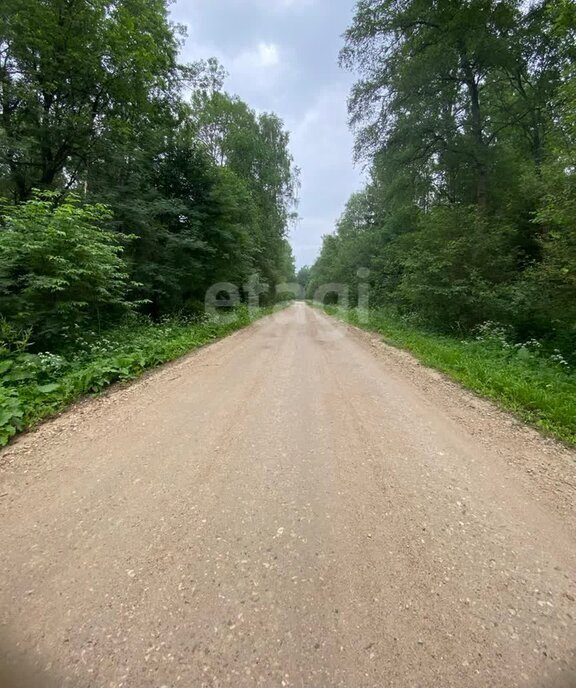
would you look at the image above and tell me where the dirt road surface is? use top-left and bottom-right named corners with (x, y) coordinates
top-left (1, 303), bottom-right (575, 688)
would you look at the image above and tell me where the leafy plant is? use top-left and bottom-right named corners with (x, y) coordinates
top-left (0, 306), bottom-right (273, 447)
top-left (317, 304), bottom-right (576, 445)
top-left (0, 193), bottom-right (134, 347)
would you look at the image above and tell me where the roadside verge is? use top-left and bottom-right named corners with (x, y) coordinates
top-left (312, 303), bottom-right (576, 446)
top-left (0, 305), bottom-right (283, 447)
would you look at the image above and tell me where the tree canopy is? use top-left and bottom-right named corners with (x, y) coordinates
top-left (0, 1), bottom-right (299, 347)
top-left (310, 0), bottom-right (576, 355)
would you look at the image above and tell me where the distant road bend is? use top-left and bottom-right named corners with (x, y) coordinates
top-left (1, 302), bottom-right (575, 687)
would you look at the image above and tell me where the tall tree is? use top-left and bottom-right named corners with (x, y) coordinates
top-left (0, 0), bottom-right (180, 201)
top-left (340, 0), bottom-right (570, 208)
top-left (312, 0), bottom-right (575, 352)
top-left (191, 80), bottom-right (299, 292)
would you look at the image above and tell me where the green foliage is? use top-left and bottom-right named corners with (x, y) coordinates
top-left (317, 305), bottom-right (576, 445)
top-left (310, 0), bottom-right (576, 372)
top-left (0, 306), bottom-right (270, 446)
top-left (0, 2), bottom-right (299, 324)
top-left (394, 206), bottom-right (516, 330)
top-left (512, 164), bottom-right (576, 349)
top-left (0, 0), bottom-right (301, 447)
top-left (0, 193), bottom-right (133, 346)
top-left (0, 2), bottom-right (300, 447)
top-left (189, 85), bottom-right (300, 292)
top-left (81, 62), bottom-right (299, 315)
top-left (0, 0), bottom-right (180, 201)
top-left (307, 190), bottom-right (376, 302)
top-left (310, 0), bottom-right (576, 439)
top-left (296, 265), bottom-right (312, 294)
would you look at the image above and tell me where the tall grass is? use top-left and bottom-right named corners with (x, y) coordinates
top-left (317, 304), bottom-right (576, 446)
top-left (0, 306), bottom-right (272, 446)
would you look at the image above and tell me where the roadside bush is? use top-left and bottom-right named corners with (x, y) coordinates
top-left (0, 305), bottom-right (267, 446)
top-left (0, 193), bottom-right (134, 349)
top-left (318, 304), bottom-right (576, 445)
top-left (513, 166), bottom-right (576, 354)
top-left (393, 206), bottom-right (516, 331)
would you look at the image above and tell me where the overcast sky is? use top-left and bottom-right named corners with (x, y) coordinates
top-left (169, 0), bottom-right (364, 269)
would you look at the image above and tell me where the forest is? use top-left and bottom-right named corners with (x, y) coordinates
top-left (1, 0), bottom-right (575, 446)
top-left (0, 0), bottom-right (298, 443)
top-left (308, 0), bottom-right (576, 360)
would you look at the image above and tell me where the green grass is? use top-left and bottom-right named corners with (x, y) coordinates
top-left (315, 304), bottom-right (576, 446)
top-left (0, 305), bottom-right (276, 447)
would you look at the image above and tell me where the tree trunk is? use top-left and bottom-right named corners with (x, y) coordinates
top-left (462, 59), bottom-right (488, 208)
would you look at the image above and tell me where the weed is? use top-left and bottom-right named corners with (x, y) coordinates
top-left (0, 306), bottom-right (271, 446)
top-left (316, 304), bottom-right (576, 446)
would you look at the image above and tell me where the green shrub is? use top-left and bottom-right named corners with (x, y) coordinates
top-left (317, 304), bottom-right (576, 445)
top-left (0, 305), bottom-right (268, 446)
top-left (393, 206), bottom-right (516, 331)
top-left (0, 193), bottom-right (133, 348)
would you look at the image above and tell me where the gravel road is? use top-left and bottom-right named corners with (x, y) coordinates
top-left (1, 302), bottom-right (575, 687)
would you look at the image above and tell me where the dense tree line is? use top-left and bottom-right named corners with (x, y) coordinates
top-left (309, 0), bottom-right (576, 355)
top-left (0, 0), bottom-right (298, 348)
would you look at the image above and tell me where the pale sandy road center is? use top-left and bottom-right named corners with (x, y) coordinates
top-left (0, 303), bottom-right (575, 688)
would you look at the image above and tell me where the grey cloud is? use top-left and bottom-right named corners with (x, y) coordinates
top-left (170, 0), bottom-right (364, 267)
